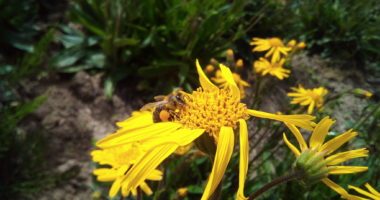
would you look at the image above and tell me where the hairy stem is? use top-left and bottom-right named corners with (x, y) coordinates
top-left (248, 170), bottom-right (303, 200)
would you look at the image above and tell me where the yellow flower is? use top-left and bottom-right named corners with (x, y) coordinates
top-left (250, 37), bottom-right (291, 62)
top-left (95, 60), bottom-right (315, 199)
top-left (91, 143), bottom-right (163, 197)
top-left (288, 85), bottom-right (328, 114)
top-left (347, 183), bottom-right (380, 200)
top-left (283, 117), bottom-right (368, 198)
top-left (212, 70), bottom-right (250, 98)
top-left (254, 57), bottom-right (290, 80)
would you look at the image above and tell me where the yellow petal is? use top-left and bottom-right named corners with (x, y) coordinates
top-left (349, 185), bottom-right (378, 199)
top-left (265, 48), bottom-right (275, 58)
top-left (237, 119), bottom-right (248, 200)
top-left (116, 111), bottom-right (153, 128)
top-left (109, 177), bottom-right (123, 197)
top-left (284, 123), bottom-right (308, 151)
top-left (140, 181), bottom-right (153, 195)
top-left (122, 143), bottom-right (179, 196)
top-left (196, 59), bottom-right (218, 91)
top-left (283, 133), bottom-right (301, 156)
top-left (271, 49), bottom-right (280, 63)
top-left (201, 126), bottom-right (234, 200)
top-left (325, 148), bottom-right (368, 165)
top-left (219, 64), bottom-right (240, 99)
top-left (307, 101), bottom-right (315, 114)
top-left (147, 169), bottom-right (163, 181)
top-left (142, 128), bottom-right (204, 147)
top-left (96, 122), bottom-right (182, 148)
top-left (365, 183), bottom-right (380, 197)
top-left (253, 44), bottom-right (271, 52)
top-left (309, 117), bottom-right (334, 149)
top-left (94, 168), bottom-right (119, 182)
top-left (328, 166), bottom-right (368, 174)
top-left (321, 178), bottom-right (350, 198)
top-left (247, 109), bottom-right (315, 130)
top-left (320, 129), bottom-right (358, 155)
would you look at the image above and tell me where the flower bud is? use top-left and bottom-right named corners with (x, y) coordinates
top-left (226, 49), bottom-right (235, 62)
top-left (210, 58), bottom-right (219, 66)
top-left (294, 149), bottom-right (328, 185)
top-left (205, 64), bottom-right (215, 73)
top-left (353, 88), bottom-right (373, 99)
top-left (177, 187), bottom-right (188, 197)
top-left (287, 40), bottom-right (297, 48)
top-left (236, 59), bottom-right (244, 69)
top-left (297, 42), bottom-right (306, 49)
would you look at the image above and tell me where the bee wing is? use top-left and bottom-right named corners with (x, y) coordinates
top-left (154, 95), bottom-right (166, 101)
top-left (140, 102), bottom-right (158, 111)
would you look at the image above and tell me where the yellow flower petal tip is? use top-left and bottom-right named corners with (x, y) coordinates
top-left (347, 183), bottom-right (380, 200)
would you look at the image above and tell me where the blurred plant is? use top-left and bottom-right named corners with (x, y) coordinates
top-left (296, 0), bottom-right (380, 66)
top-left (250, 37), bottom-right (291, 62)
top-left (54, 0), bottom-right (248, 96)
top-left (0, 31), bottom-right (52, 198)
top-left (0, 0), bottom-right (40, 53)
top-left (249, 37), bottom-right (305, 110)
top-left (267, 0), bottom-right (380, 70)
top-left (242, 0), bottom-right (380, 73)
top-left (0, 96), bottom-right (49, 199)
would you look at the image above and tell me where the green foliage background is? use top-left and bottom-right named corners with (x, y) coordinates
top-left (0, 0), bottom-right (379, 199)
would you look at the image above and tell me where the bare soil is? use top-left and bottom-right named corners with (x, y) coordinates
top-left (21, 72), bottom-right (141, 200)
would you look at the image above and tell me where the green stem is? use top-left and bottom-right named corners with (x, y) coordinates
top-left (251, 76), bottom-right (263, 109)
top-left (248, 170), bottom-right (303, 200)
top-left (354, 102), bottom-right (380, 130)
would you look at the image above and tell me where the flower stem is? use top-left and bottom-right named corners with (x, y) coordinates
top-left (251, 76), bottom-right (262, 109)
top-left (248, 170), bottom-right (303, 199)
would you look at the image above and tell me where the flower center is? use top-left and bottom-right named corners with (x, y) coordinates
top-left (269, 38), bottom-right (284, 47)
top-left (272, 62), bottom-right (281, 68)
top-left (308, 92), bottom-right (323, 106)
top-left (175, 88), bottom-right (248, 138)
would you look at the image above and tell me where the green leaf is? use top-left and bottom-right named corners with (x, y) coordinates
top-left (187, 185), bottom-right (203, 194)
top-left (52, 49), bottom-right (84, 68)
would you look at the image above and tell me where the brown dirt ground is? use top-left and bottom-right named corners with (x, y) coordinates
top-left (21, 72), bottom-right (142, 200)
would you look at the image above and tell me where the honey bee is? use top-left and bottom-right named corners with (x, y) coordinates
top-left (140, 89), bottom-right (186, 122)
